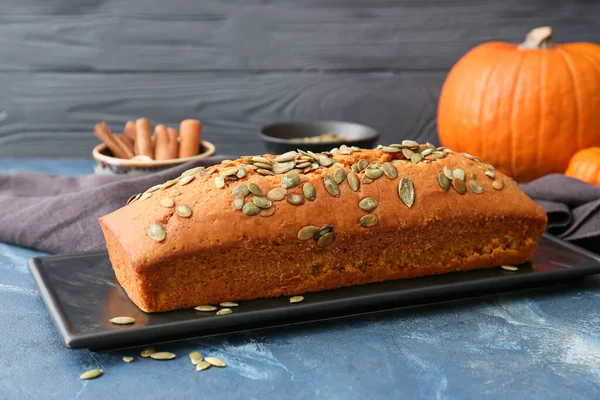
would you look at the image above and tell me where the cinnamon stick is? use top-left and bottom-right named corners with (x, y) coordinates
top-left (94, 122), bottom-right (134, 159)
top-left (135, 118), bottom-right (154, 159)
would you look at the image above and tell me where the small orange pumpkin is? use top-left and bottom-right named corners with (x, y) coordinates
top-left (565, 147), bottom-right (600, 186)
top-left (438, 26), bottom-right (600, 183)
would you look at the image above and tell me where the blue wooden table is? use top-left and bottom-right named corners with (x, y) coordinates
top-left (2, 159), bottom-right (600, 400)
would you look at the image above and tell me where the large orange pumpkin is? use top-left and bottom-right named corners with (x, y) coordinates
top-left (437, 26), bottom-right (600, 183)
top-left (565, 147), bottom-right (600, 186)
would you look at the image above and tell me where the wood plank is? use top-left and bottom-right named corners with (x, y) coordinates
top-left (0, 71), bottom-right (444, 157)
top-left (0, 0), bottom-right (598, 72)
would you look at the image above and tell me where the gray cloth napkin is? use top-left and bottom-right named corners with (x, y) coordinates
top-left (0, 164), bottom-right (598, 254)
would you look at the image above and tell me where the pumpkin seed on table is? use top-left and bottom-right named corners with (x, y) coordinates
top-left (437, 173), bottom-right (451, 191)
top-left (196, 361), bottom-right (212, 371)
top-left (452, 178), bottom-right (467, 195)
top-left (365, 168), bottom-right (383, 180)
top-left (287, 194), bottom-right (305, 206)
top-left (274, 151), bottom-right (298, 162)
top-left (232, 184), bottom-right (250, 197)
top-left (149, 223), bottom-right (166, 242)
top-left (333, 168), bottom-right (347, 184)
top-left (80, 369), bottom-right (103, 380)
top-left (323, 176), bottom-right (341, 197)
top-left (347, 171), bottom-right (360, 192)
top-left (242, 202), bottom-right (260, 216)
top-left (175, 204), bottom-right (193, 218)
top-left (382, 162), bottom-right (398, 179)
top-left (205, 357), bottom-right (227, 367)
top-left (359, 214), bottom-right (379, 227)
top-left (195, 305), bottom-right (218, 312)
top-left (253, 196), bottom-right (272, 209)
top-left (303, 183), bottom-right (317, 201)
top-left (469, 180), bottom-right (484, 194)
top-left (141, 347), bottom-right (156, 357)
top-left (220, 302), bottom-right (239, 307)
top-left (492, 180), bottom-right (505, 190)
top-left (109, 316), bottom-right (135, 325)
top-left (151, 352), bottom-right (176, 360)
top-left (189, 351), bottom-right (203, 365)
top-left (501, 265), bottom-right (519, 272)
top-left (398, 177), bottom-right (415, 208)
top-left (160, 198), bottom-right (175, 208)
top-left (282, 171), bottom-right (301, 189)
top-left (358, 197), bottom-right (378, 212)
top-left (317, 232), bottom-right (336, 248)
top-left (216, 308), bottom-right (232, 316)
top-left (290, 296), bottom-right (304, 304)
top-left (298, 225), bottom-right (319, 241)
top-left (453, 169), bottom-right (466, 181)
top-left (259, 205), bottom-right (277, 217)
top-left (214, 176), bottom-right (225, 188)
top-left (122, 357), bottom-right (134, 363)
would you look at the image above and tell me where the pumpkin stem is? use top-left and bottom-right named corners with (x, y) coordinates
top-left (518, 26), bottom-right (554, 49)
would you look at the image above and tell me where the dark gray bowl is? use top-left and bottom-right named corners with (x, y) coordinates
top-left (259, 120), bottom-right (379, 154)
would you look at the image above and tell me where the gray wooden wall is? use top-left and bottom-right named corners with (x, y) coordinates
top-left (1, 0), bottom-right (598, 157)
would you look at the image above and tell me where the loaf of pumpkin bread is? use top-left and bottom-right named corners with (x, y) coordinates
top-left (99, 143), bottom-right (548, 312)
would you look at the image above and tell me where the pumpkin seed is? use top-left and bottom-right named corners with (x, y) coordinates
top-left (282, 171), bottom-right (301, 189)
top-left (492, 180), bottom-right (505, 190)
top-left (443, 148), bottom-right (453, 153)
top-left (139, 192), bottom-right (152, 201)
top-left (421, 148), bottom-right (433, 156)
top-left (252, 156), bottom-right (272, 164)
top-left (347, 171), bottom-right (360, 192)
top-left (162, 180), bottom-right (179, 190)
top-left (214, 176), bottom-right (225, 188)
top-left (388, 144), bottom-right (403, 149)
top-left (127, 193), bottom-right (141, 205)
top-left (149, 223), bottom-right (166, 242)
top-left (242, 202), bottom-right (260, 216)
top-left (248, 183), bottom-right (263, 196)
top-left (398, 177), bottom-right (415, 208)
top-left (485, 164), bottom-right (496, 171)
top-left (359, 214), bottom-right (379, 227)
top-left (253, 196), bottom-right (272, 209)
top-left (319, 157), bottom-right (334, 167)
top-left (254, 162), bottom-right (274, 170)
top-left (146, 184), bottom-right (163, 193)
top-left (232, 184), bottom-right (250, 197)
top-left (410, 153), bottom-right (423, 163)
top-left (381, 146), bottom-right (402, 153)
top-left (350, 164), bottom-right (359, 174)
top-left (109, 316), bottom-right (135, 325)
top-left (333, 168), bottom-right (347, 184)
top-left (358, 197), bottom-right (378, 212)
top-left (469, 180), bottom-right (484, 194)
top-left (195, 305), bottom-right (217, 312)
top-left (141, 347), bottom-right (155, 357)
top-left (182, 167), bottom-right (203, 177)
top-left (501, 265), bottom-right (519, 272)
top-left (123, 357), bottom-right (134, 363)
top-left (175, 204), bottom-right (193, 218)
top-left (220, 167), bottom-right (240, 177)
top-left (189, 351), bottom-right (203, 365)
top-left (160, 198), bottom-right (175, 208)
top-left (365, 168), bottom-right (383, 180)
top-left (287, 193), bottom-right (305, 206)
top-left (80, 369), bottom-right (103, 380)
top-left (485, 171), bottom-right (495, 179)
top-left (290, 296), bottom-right (304, 303)
top-left (452, 178), bottom-right (467, 195)
top-left (267, 187), bottom-right (287, 201)
top-left (339, 145), bottom-right (352, 155)
top-left (437, 173), bottom-right (451, 191)
top-left (233, 195), bottom-right (245, 210)
top-left (257, 168), bottom-right (275, 176)
top-left (453, 169), bottom-right (466, 181)
top-left (444, 166), bottom-right (454, 180)
top-left (220, 302), bottom-right (238, 307)
top-left (272, 161), bottom-right (295, 174)
top-left (179, 175), bottom-right (195, 186)
top-left (361, 176), bottom-right (374, 184)
top-left (151, 352), bottom-right (176, 360)
top-left (205, 357), bottom-right (226, 367)
top-left (358, 159), bottom-right (369, 171)
top-left (402, 148), bottom-right (414, 159)
top-left (381, 162), bottom-right (398, 179)
top-left (216, 308), bottom-right (232, 316)
top-left (259, 205), bottom-right (276, 217)
top-left (461, 152), bottom-right (476, 160)
top-left (168, 188), bottom-right (181, 197)
top-left (298, 226), bottom-right (319, 240)
top-left (402, 139), bottom-right (419, 147)
top-left (236, 167), bottom-right (247, 178)
top-left (295, 161), bottom-right (311, 169)
top-left (303, 183), bottom-right (317, 201)
top-left (316, 231), bottom-right (336, 248)
top-left (196, 361), bottom-right (211, 371)
top-left (323, 176), bottom-right (341, 197)
top-left (274, 151), bottom-right (298, 162)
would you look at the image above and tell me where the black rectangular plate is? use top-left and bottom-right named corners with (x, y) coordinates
top-left (29, 234), bottom-right (600, 350)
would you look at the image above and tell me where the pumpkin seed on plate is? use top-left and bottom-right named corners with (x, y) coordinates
top-left (437, 173), bottom-right (451, 191)
top-left (80, 369), bottom-right (103, 380)
top-left (259, 205), bottom-right (276, 217)
top-left (267, 187), bottom-right (287, 201)
top-left (242, 202), bottom-right (260, 216)
top-left (492, 180), bottom-right (505, 190)
top-left (303, 183), bottom-right (317, 201)
top-left (323, 176), bottom-right (341, 197)
top-left (365, 168), bottom-right (383, 180)
top-left (298, 225), bottom-right (319, 241)
top-left (333, 168), bottom-right (346, 184)
top-left (220, 302), bottom-right (239, 307)
top-left (358, 197), bottom-right (378, 212)
top-left (381, 162), bottom-right (398, 179)
top-left (232, 184), bottom-right (250, 197)
top-left (214, 176), bottom-right (225, 188)
top-left (501, 265), bottom-right (519, 271)
top-left (149, 223), bottom-right (166, 242)
top-left (109, 316), bottom-right (135, 325)
top-left (469, 180), bottom-right (484, 194)
top-left (398, 177), bottom-right (415, 208)
top-left (282, 171), bottom-right (301, 189)
top-left (287, 194), bottom-right (305, 206)
top-left (160, 198), bottom-right (175, 208)
top-left (195, 305), bottom-right (218, 312)
top-left (205, 357), bottom-right (226, 367)
top-left (141, 347), bottom-right (155, 357)
top-left (359, 214), bottom-right (379, 227)
top-left (175, 204), bottom-right (193, 218)
top-left (196, 361), bottom-right (211, 371)
top-left (452, 178), bottom-right (467, 195)
top-left (253, 196), bottom-right (272, 209)
top-left (151, 352), bottom-right (176, 360)
top-left (290, 296), bottom-right (304, 303)
top-left (216, 308), bottom-right (232, 316)
top-left (123, 357), bottom-right (134, 363)
top-left (248, 183), bottom-right (263, 196)
top-left (189, 351), bottom-right (203, 365)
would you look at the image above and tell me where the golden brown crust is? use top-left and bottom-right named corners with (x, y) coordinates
top-left (99, 147), bottom-right (548, 312)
